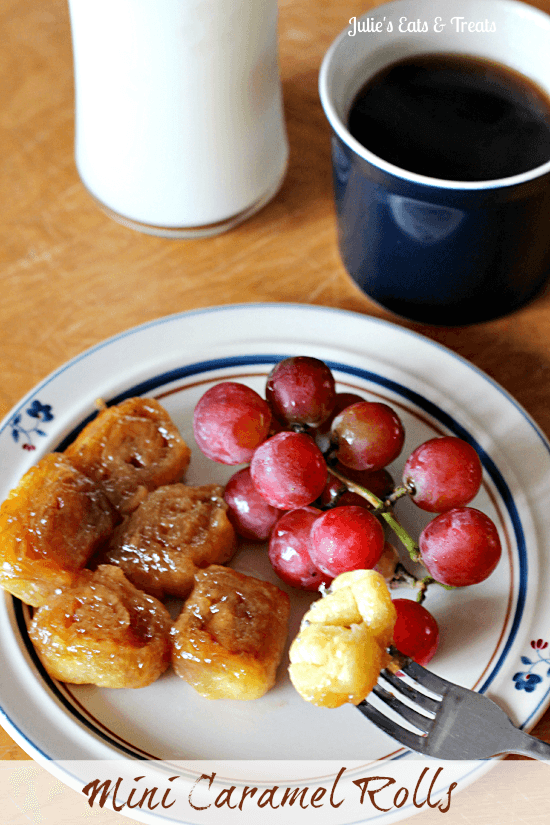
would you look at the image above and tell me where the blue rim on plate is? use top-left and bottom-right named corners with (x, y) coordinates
top-left (0, 304), bottom-right (549, 825)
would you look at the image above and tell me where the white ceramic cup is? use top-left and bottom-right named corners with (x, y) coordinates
top-left (68, 0), bottom-right (289, 237)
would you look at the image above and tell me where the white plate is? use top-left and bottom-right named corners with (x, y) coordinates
top-left (1, 303), bottom-right (550, 825)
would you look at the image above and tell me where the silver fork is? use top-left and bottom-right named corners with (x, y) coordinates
top-left (358, 647), bottom-right (550, 760)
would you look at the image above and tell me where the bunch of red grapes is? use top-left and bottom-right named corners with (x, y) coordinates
top-left (193, 356), bottom-right (502, 666)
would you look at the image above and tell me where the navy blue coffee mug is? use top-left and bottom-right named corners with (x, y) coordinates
top-left (319, 0), bottom-right (550, 325)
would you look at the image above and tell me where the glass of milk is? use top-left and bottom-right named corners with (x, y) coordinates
top-left (68, 0), bottom-right (289, 237)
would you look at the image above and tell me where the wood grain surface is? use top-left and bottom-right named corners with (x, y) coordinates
top-left (1, 1), bottom-right (550, 818)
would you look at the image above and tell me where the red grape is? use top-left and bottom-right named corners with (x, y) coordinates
top-left (419, 507), bottom-right (502, 587)
top-left (331, 401), bottom-right (405, 471)
top-left (268, 507), bottom-right (331, 590)
top-left (319, 466), bottom-right (394, 510)
top-left (316, 392), bottom-right (365, 451)
top-left (266, 356), bottom-right (336, 427)
top-left (250, 431), bottom-right (327, 509)
top-left (224, 467), bottom-right (283, 541)
top-left (309, 505), bottom-right (385, 577)
top-left (319, 475), bottom-right (371, 509)
top-left (193, 382), bottom-right (271, 465)
top-left (403, 436), bottom-right (483, 512)
top-left (318, 392), bottom-right (365, 433)
top-left (392, 599), bottom-right (439, 665)
top-left (337, 464), bottom-right (395, 498)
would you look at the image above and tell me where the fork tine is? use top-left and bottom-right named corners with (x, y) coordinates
top-left (399, 659), bottom-right (450, 696)
top-left (357, 700), bottom-right (429, 753)
top-left (372, 683), bottom-right (434, 733)
top-left (379, 668), bottom-right (440, 715)
top-left (388, 647), bottom-right (448, 697)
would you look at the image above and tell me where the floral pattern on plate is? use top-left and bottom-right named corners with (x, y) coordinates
top-left (514, 639), bottom-right (550, 693)
top-left (9, 399), bottom-right (54, 450)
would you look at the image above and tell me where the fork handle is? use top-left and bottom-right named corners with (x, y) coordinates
top-left (510, 729), bottom-right (550, 760)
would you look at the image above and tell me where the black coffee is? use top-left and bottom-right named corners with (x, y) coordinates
top-left (347, 53), bottom-right (550, 181)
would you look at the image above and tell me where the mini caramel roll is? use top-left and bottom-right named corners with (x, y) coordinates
top-left (172, 565), bottom-right (290, 700)
top-left (289, 569), bottom-right (397, 708)
top-left (0, 453), bottom-right (117, 607)
top-left (65, 397), bottom-right (191, 514)
top-left (29, 565), bottom-right (172, 688)
top-left (101, 484), bottom-right (237, 600)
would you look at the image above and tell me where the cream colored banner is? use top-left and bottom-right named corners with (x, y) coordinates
top-left (1, 759), bottom-right (549, 825)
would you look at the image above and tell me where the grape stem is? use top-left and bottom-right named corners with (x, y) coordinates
top-left (327, 465), bottom-right (421, 563)
top-left (385, 485), bottom-right (411, 505)
top-left (390, 564), bottom-right (430, 603)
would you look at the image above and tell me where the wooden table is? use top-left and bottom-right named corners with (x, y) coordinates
top-left (1, 0), bottom-right (550, 822)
